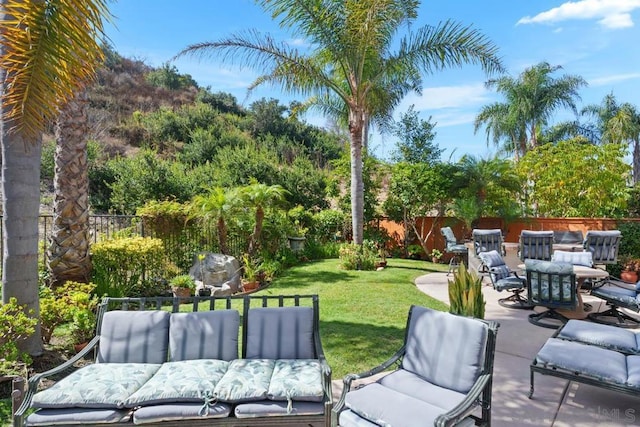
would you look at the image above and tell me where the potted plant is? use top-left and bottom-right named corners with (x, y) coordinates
top-left (241, 254), bottom-right (261, 292)
top-left (430, 249), bottom-right (443, 264)
top-left (375, 247), bottom-right (388, 268)
top-left (170, 274), bottom-right (196, 300)
top-left (70, 308), bottom-right (97, 352)
top-left (620, 256), bottom-right (640, 283)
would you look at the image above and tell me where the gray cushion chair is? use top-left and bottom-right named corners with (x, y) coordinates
top-left (583, 230), bottom-right (622, 266)
top-left (588, 279), bottom-right (640, 328)
top-left (479, 250), bottom-right (531, 309)
top-left (332, 306), bottom-right (499, 427)
top-left (525, 259), bottom-right (577, 329)
top-left (440, 227), bottom-right (468, 276)
top-left (553, 230), bottom-right (584, 246)
top-left (472, 229), bottom-right (505, 274)
top-left (518, 230), bottom-right (554, 261)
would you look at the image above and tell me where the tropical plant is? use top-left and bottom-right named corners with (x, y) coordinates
top-left (475, 61), bottom-right (587, 159)
top-left (238, 182), bottom-right (289, 256)
top-left (177, 0), bottom-right (503, 245)
top-left (338, 240), bottom-right (378, 270)
top-left (448, 263), bottom-right (485, 319)
top-left (0, 0), bottom-right (111, 354)
top-left (169, 274), bottom-right (197, 290)
top-left (606, 103), bottom-right (640, 185)
top-left (192, 187), bottom-right (239, 255)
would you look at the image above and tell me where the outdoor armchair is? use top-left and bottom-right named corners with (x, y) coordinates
top-left (472, 229), bottom-right (505, 274)
top-left (589, 279), bottom-right (640, 328)
top-left (332, 306), bottom-right (499, 427)
top-left (525, 260), bottom-right (577, 329)
top-left (440, 226), bottom-right (468, 275)
top-left (583, 230), bottom-right (622, 266)
top-left (479, 250), bottom-right (531, 309)
top-left (518, 230), bottom-right (554, 261)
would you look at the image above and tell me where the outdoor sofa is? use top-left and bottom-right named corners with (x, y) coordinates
top-left (530, 319), bottom-right (640, 400)
top-left (332, 306), bottom-right (499, 427)
top-left (14, 295), bottom-right (332, 427)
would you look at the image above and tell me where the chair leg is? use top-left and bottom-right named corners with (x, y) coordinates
top-left (587, 306), bottom-right (640, 328)
top-left (528, 309), bottom-right (569, 329)
top-left (498, 290), bottom-right (534, 310)
top-left (447, 255), bottom-right (460, 276)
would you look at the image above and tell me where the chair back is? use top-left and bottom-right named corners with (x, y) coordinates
top-left (519, 230), bottom-right (554, 261)
top-left (583, 230), bottom-right (621, 265)
top-left (169, 310), bottom-right (240, 361)
top-left (551, 250), bottom-right (593, 267)
top-left (525, 260), bottom-right (577, 310)
top-left (478, 250), bottom-right (510, 283)
top-left (472, 229), bottom-right (503, 256)
top-left (401, 306), bottom-right (498, 394)
top-left (440, 227), bottom-right (458, 251)
top-left (553, 230), bottom-right (583, 245)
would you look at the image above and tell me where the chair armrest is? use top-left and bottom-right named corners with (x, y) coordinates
top-left (434, 373), bottom-right (491, 427)
top-left (14, 335), bottom-right (100, 424)
top-left (332, 345), bottom-right (405, 416)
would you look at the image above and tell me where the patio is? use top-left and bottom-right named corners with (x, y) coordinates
top-left (332, 267), bottom-right (640, 426)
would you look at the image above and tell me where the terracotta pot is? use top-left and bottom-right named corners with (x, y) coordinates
top-left (172, 286), bottom-right (192, 302)
top-left (242, 281), bottom-right (260, 292)
top-left (74, 342), bottom-right (89, 353)
top-left (620, 270), bottom-right (638, 284)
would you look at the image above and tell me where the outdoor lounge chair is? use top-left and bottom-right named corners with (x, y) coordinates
top-left (472, 229), bottom-right (504, 274)
top-left (332, 306), bottom-right (499, 427)
top-left (588, 279), bottom-right (640, 328)
top-left (583, 230), bottom-right (622, 267)
top-left (479, 250), bottom-right (531, 309)
top-left (440, 227), bottom-right (468, 276)
top-left (518, 230), bottom-right (554, 261)
top-left (525, 259), bottom-right (577, 329)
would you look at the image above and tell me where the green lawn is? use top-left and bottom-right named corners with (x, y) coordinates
top-left (0, 258), bottom-right (448, 425)
top-left (259, 258), bottom-right (449, 378)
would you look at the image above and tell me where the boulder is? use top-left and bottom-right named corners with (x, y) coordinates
top-left (189, 253), bottom-right (241, 294)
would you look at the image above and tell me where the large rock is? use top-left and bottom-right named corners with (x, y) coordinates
top-left (189, 253), bottom-right (241, 294)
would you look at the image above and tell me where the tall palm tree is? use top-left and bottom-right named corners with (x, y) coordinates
top-left (607, 103), bottom-right (640, 185)
top-left (239, 182), bottom-right (288, 257)
top-left (177, 0), bottom-right (503, 244)
top-left (475, 62), bottom-right (586, 159)
top-left (0, 0), bottom-right (110, 353)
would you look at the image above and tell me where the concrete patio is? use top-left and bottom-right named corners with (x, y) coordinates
top-left (332, 264), bottom-right (640, 426)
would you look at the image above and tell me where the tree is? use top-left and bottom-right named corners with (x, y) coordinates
top-left (192, 187), bottom-right (239, 255)
top-left (391, 105), bottom-right (442, 164)
top-left (238, 182), bottom-right (288, 256)
top-left (475, 62), bottom-right (586, 159)
top-left (0, 0), bottom-right (110, 353)
top-left (177, 0), bottom-right (503, 244)
top-left (606, 103), bottom-right (640, 185)
top-left (517, 139), bottom-right (630, 217)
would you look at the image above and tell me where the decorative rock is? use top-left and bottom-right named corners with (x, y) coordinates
top-left (189, 253), bottom-right (241, 294)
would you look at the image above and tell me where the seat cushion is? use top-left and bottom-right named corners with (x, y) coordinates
top-left (377, 369), bottom-right (466, 412)
top-left (245, 306), bottom-right (315, 359)
top-left (267, 359), bottom-right (324, 402)
top-left (495, 276), bottom-right (526, 292)
top-left (591, 286), bottom-right (640, 310)
top-left (124, 359), bottom-right (230, 407)
top-left (536, 338), bottom-right (627, 385)
top-left (132, 402), bottom-right (232, 424)
top-left (214, 359), bottom-right (275, 402)
top-left (402, 306), bottom-right (488, 394)
top-left (234, 401), bottom-right (324, 418)
top-left (345, 383), bottom-right (454, 427)
top-left (31, 364), bottom-right (160, 409)
top-left (169, 310), bottom-right (240, 361)
top-left (558, 320), bottom-right (639, 354)
top-left (338, 409), bottom-right (380, 427)
top-left (25, 408), bottom-right (131, 426)
top-left (626, 356), bottom-right (640, 389)
top-left (98, 311), bottom-right (170, 364)
top-left (552, 250), bottom-right (593, 267)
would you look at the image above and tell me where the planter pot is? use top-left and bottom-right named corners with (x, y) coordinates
top-left (242, 280), bottom-right (260, 293)
top-left (74, 342), bottom-right (89, 353)
top-left (620, 270), bottom-right (638, 284)
top-left (172, 286), bottom-right (191, 302)
top-left (431, 257), bottom-right (441, 264)
top-left (288, 236), bottom-right (306, 252)
top-left (375, 261), bottom-right (387, 268)
top-left (197, 288), bottom-right (212, 297)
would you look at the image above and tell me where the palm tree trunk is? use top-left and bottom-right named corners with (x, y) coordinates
top-left (248, 206), bottom-right (264, 256)
top-left (633, 139), bottom-right (640, 185)
top-left (217, 216), bottom-right (228, 254)
top-left (48, 92), bottom-right (91, 286)
top-left (349, 115), bottom-right (365, 245)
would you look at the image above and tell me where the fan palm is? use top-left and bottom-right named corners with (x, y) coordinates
top-left (0, 0), bottom-right (110, 353)
top-left (177, 0), bottom-right (503, 244)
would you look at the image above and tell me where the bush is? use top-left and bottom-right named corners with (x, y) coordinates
top-left (311, 209), bottom-right (347, 242)
top-left (448, 263), bottom-right (485, 319)
top-left (92, 236), bottom-right (167, 297)
top-left (40, 281), bottom-right (99, 344)
top-left (338, 240), bottom-right (378, 270)
top-left (0, 298), bottom-right (37, 377)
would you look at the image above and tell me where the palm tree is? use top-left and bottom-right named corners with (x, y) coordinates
top-left (0, 0), bottom-right (110, 353)
top-left (47, 92), bottom-right (92, 286)
top-left (239, 182), bottom-right (288, 257)
top-left (607, 103), bottom-right (640, 185)
top-left (192, 187), bottom-right (239, 255)
top-left (177, 0), bottom-right (503, 244)
top-left (475, 62), bottom-right (586, 159)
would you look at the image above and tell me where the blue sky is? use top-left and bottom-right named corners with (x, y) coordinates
top-left (105, 0), bottom-right (640, 161)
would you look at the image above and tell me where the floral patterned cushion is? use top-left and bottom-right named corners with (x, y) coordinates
top-left (214, 359), bottom-right (275, 402)
top-left (31, 364), bottom-right (160, 409)
top-left (124, 359), bottom-right (230, 407)
top-left (267, 359), bottom-right (324, 402)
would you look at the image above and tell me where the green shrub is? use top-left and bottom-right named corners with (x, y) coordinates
top-left (311, 209), bottom-right (347, 242)
top-left (169, 274), bottom-right (196, 290)
top-left (92, 236), bottom-right (166, 297)
top-left (40, 281), bottom-right (98, 344)
top-left (338, 240), bottom-right (378, 270)
top-left (448, 263), bottom-right (485, 319)
top-left (0, 298), bottom-right (37, 377)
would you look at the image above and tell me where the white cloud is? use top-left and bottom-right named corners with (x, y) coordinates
top-left (588, 72), bottom-right (640, 86)
top-left (400, 83), bottom-right (491, 111)
top-left (518, 0), bottom-right (640, 29)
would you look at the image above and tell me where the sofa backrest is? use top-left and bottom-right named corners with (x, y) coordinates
top-left (169, 310), bottom-right (240, 361)
top-left (244, 306), bottom-right (315, 359)
top-left (401, 306), bottom-right (490, 394)
top-left (97, 310), bottom-right (170, 364)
